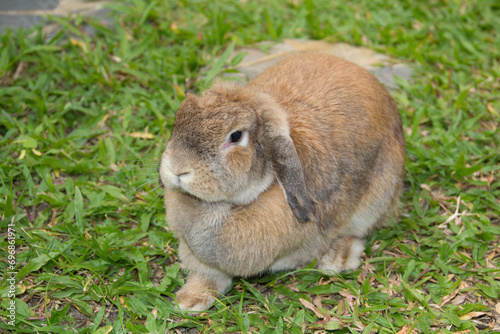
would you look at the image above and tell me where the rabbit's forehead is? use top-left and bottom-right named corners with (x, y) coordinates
top-left (175, 104), bottom-right (256, 135)
top-left (167, 107), bottom-right (254, 158)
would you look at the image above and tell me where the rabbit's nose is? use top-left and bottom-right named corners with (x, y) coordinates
top-left (174, 170), bottom-right (194, 188)
top-left (161, 148), bottom-right (195, 186)
top-left (175, 170), bottom-right (191, 178)
top-left (170, 166), bottom-right (192, 177)
top-left (163, 153), bottom-right (191, 176)
top-left (167, 163), bottom-right (193, 183)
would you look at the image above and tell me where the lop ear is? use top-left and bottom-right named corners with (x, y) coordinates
top-left (258, 106), bottom-right (315, 222)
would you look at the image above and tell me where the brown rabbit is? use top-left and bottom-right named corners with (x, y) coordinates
top-left (159, 53), bottom-right (406, 311)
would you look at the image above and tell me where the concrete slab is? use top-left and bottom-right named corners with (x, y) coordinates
top-left (0, 0), bottom-right (110, 34)
top-left (226, 39), bottom-right (412, 90)
top-left (0, 14), bottom-right (44, 32)
top-left (0, 0), bottom-right (60, 11)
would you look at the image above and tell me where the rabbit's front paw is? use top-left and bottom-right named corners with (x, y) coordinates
top-left (177, 289), bottom-right (216, 312)
top-left (317, 237), bottom-right (365, 274)
top-left (176, 273), bottom-right (232, 312)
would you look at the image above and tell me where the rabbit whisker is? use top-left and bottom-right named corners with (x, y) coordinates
top-left (142, 192), bottom-right (163, 215)
top-left (123, 181), bottom-right (160, 196)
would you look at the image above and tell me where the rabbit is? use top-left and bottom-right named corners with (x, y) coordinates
top-left (159, 53), bottom-right (406, 312)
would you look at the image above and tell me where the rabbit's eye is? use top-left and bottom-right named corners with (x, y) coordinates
top-left (230, 131), bottom-right (242, 143)
top-left (223, 130), bottom-right (248, 150)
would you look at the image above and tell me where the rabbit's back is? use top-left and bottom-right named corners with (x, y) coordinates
top-left (250, 54), bottom-right (406, 235)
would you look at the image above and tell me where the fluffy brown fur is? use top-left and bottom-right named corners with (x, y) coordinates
top-left (159, 54), bottom-right (406, 311)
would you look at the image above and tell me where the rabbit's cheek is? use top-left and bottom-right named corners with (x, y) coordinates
top-left (224, 147), bottom-right (253, 175)
top-left (221, 147), bottom-right (275, 205)
top-left (228, 170), bottom-right (274, 205)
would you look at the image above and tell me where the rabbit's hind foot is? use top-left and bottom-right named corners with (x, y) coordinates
top-left (317, 237), bottom-right (365, 275)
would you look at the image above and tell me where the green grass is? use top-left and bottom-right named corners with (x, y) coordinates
top-left (1, 0), bottom-right (499, 332)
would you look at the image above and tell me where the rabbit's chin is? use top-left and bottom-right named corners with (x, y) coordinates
top-left (169, 186), bottom-right (227, 203)
top-left (171, 171), bottom-right (276, 206)
top-left (226, 170), bottom-right (276, 206)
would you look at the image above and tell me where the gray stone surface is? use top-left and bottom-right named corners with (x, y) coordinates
top-left (226, 39), bottom-right (413, 90)
top-left (0, 0), bottom-right (60, 11)
top-left (0, 14), bottom-right (44, 32)
top-left (371, 64), bottom-right (413, 90)
top-left (0, 0), bottom-right (110, 34)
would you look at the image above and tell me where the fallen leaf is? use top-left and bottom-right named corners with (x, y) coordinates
top-left (486, 251), bottom-right (496, 260)
top-left (495, 303), bottom-right (500, 314)
top-left (486, 103), bottom-right (498, 116)
top-left (312, 295), bottom-right (323, 308)
top-left (128, 132), bottom-right (155, 139)
top-left (396, 325), bottom-right (410, 334)
top-left (170, 22), bottom-right (179, 33)
top-left (441, 290), bottom-right (459, 307)
top-left (19, 149), bottom-right (26, 160)
top-left (459, 311), bottom-right (489, 320)
top-left (421, 184), bottom-right (431, 191)
top-left (101, 66), bottom-right (110, 82)
top-left (486, 258), bottom-right (496, 269)
top-left (135, 193), bottom-right (146, 201)
top-left (98, 113), bottom-right (110, 128)
top-left (300, 298), bottom-right (326, 318)
top-left (70, 37), bottom-right (88, 53)
top-left (109, 163), bottom-right (119, 172)
top-left (173, 83), bottom-right (185, 96)
top-left (450, 294), bottom-right (467, 305)
top-left (94, 325), bottom-right (113, 334)
top-left (353, 320), bottom-right (366, 331)
top-left (13, 61), bottom-right (26, 80)
top-left (339, 290), bottom-right (358, 312)
top-left (49, 209), bottom-right (58, 227)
